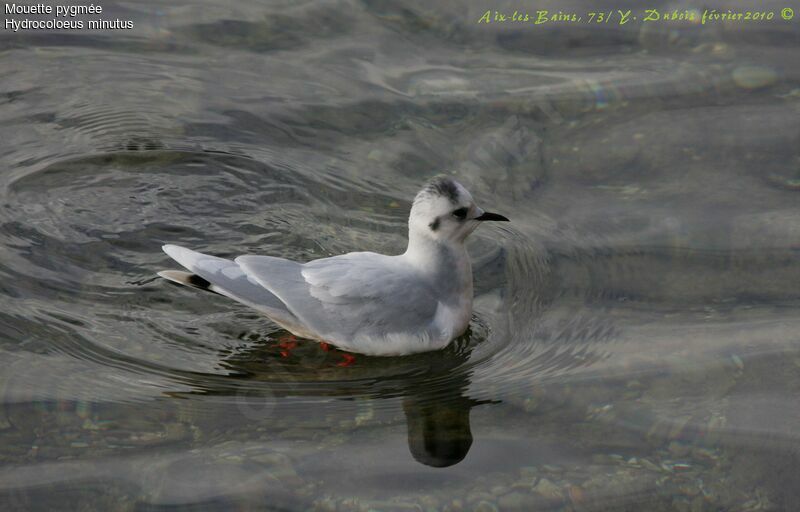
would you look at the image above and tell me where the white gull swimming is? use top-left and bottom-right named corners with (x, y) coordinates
top-left (158, 176), bottom-right (508, 356)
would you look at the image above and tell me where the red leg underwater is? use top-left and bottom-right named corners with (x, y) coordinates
top-left (277, 334), bottom-right (298, 358)
top-left (337, 353), bottom-right (356, 367)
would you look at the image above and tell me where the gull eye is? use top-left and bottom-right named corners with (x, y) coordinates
top-left (452, 207), bottom-right (468, 220)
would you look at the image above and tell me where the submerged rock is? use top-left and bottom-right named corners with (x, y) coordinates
top-left (532, 478), bottom-right (564, 504)
top-left (732, 66), bottom-right (778, 90)
top-left (474, 500), bottom-right (499, 512)
top-left (498, 491), bottom-right (529, 510)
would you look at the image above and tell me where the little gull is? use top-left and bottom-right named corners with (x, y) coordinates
top-left (158, 176), bottom-right (508, 356)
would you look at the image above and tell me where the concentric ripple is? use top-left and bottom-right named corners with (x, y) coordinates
top-left (1, 148), bottom-right (554, 417)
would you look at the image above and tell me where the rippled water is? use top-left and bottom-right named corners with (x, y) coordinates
top-left (1, 0), bottom-right (800, 510)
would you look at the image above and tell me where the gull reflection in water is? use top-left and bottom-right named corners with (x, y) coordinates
top-left (177, 329), bottom-right (486, 468)
top-left (403, 376), bottom-right (480, 467)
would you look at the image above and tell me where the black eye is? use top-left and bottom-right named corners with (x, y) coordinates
top-left (452, 207), bottom-right (468, 219)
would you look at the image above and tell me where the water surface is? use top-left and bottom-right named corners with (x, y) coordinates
top-left (1, 1), bottom-right (800, 510)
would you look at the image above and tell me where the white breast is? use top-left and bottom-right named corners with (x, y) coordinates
top-left (431, 297), bottom-right (472, 346)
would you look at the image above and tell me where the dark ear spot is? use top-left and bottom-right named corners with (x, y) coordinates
top-left (429, 217), bottom-right (440, 231)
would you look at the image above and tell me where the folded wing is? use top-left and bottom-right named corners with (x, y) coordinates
top-left (161, 245), bottom-right (295, 321)
top-left (236, 252), bottom-right (439, 349)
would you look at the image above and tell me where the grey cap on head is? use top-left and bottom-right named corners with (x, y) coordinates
top-left (419, 175), bottom-right (461, 204)
top-left (412, 175), bottom-right (509, 224)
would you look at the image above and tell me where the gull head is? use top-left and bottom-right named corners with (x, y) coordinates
top-left (408, 176), bottom-right (509, 245)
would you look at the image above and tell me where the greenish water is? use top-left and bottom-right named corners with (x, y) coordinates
top-left (1, 1), bottom-right (799, 510)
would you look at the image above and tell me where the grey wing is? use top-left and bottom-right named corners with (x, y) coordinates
top-left (235, 252), bottom-right (439, 345)
top-left (160, 245), bottom-right (297, 322)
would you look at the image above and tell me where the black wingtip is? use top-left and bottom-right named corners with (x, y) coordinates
top-left (158, 270), bottom-right (220, 295)
top-left (187, 273), bottom-right (212, 290)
